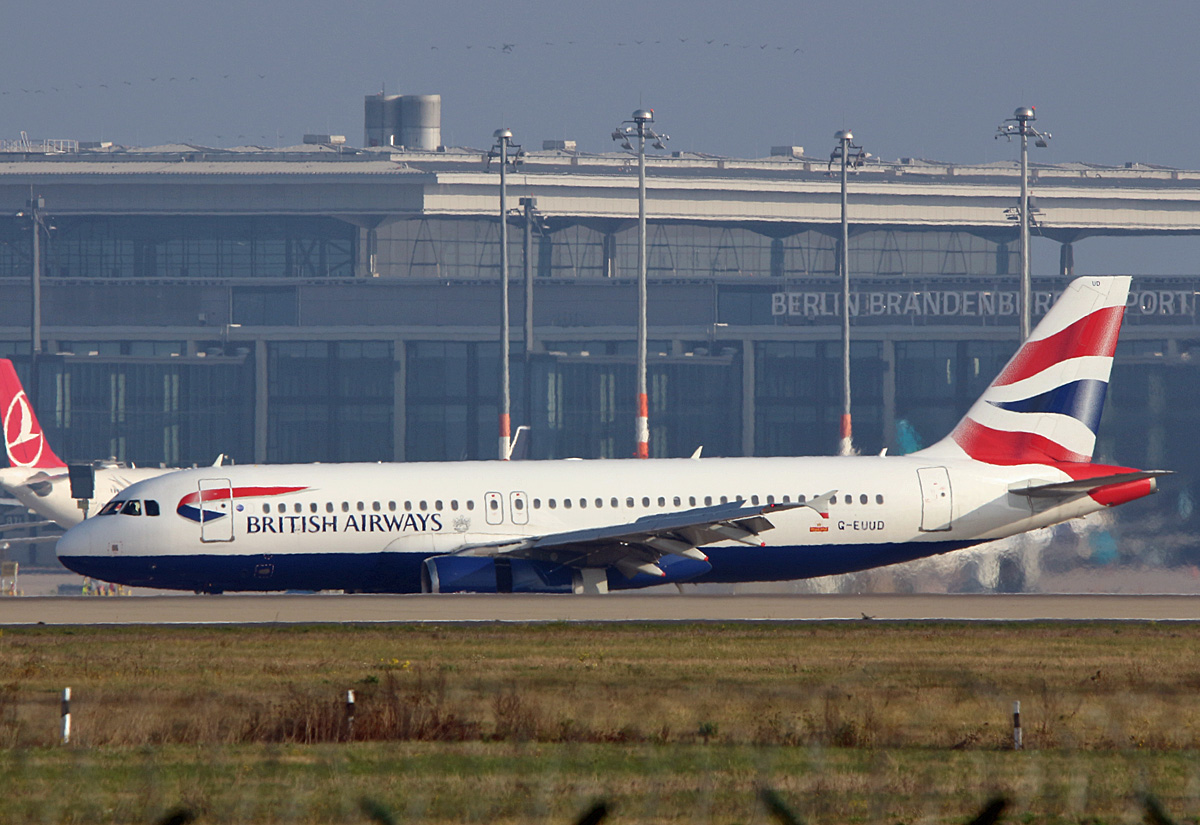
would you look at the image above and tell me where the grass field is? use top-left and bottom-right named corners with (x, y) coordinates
top-left (1, 621), bottom-right (1199, 824)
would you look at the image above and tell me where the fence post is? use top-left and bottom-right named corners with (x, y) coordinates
top-left (345, 689), bottom-right (355, 741)
top-left (61, 687), bottom-right (71, 745)
top-left (1012, 700), bottom-right (1022, 750)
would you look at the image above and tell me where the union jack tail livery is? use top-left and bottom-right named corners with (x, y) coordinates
top-left (0, 359), bottom-right (65, 470)
top-left (920, 277), bottom-right (1129, 466)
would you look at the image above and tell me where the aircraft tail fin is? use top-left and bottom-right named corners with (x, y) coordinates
top-left (0, 359), bottom-right (66, 470)
top-left (916, 277), bottom-right (1130, 466)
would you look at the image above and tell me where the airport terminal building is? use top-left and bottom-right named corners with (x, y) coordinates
top-left (2, 108), bottom-right (1199, 574)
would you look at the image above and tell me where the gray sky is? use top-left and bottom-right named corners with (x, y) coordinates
top-left (5, 0), bottom-right (1200, 273)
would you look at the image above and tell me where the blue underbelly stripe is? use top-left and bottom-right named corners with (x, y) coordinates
top-left (61, 539), bottom-right (983, 593)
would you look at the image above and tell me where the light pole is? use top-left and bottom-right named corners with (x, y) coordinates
top-left (830, 131), bottom-right (863, 457)
top-left (16, 196), bottom-right (46, 407)
top-left (612, 109), bottom-right (668, 459)
top-left (488, 128), bottom-right (522, 459)
top-left (997, 106), bottom-right (1051, 341)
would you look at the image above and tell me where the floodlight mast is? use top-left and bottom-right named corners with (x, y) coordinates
top-left (830, 131), bottom-right (863, 456)
top-left (612, 109), bottom-right (668, 459)
top-left (488, 129), bottom-right (521, 459)
top-left (996, 106), bottom-right (1051, 341)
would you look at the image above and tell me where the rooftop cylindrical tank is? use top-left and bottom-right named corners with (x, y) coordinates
top-left (398, 95), bottom-right (441, 150)
top-left (364, 93), bottom-right (404, 147)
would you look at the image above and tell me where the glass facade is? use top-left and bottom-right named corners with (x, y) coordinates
top-left (0, 216), bottom-right (356, 279)
top-left (268, 342), bottom-right (394, 463)
top-left (376, 219), bottom-right (1016, 281)
top-left (755, 341), bottom-right (885, 457)
top-left (535, 349), bottom-right (742, 460)
top-left (11, 356), bottom-right (256, 467)
top-left (891, 341), bottom-right (1012, 452)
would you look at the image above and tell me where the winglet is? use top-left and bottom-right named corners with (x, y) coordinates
top-left (802, 490), bottom-right (837, 519)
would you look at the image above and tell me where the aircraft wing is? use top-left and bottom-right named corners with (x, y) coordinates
top-left (0, 534), bottom-right (61, 547)
top-left (458, 497), bottom-right (827, 580)
top-left (0, 520), bottom-right (59, 534)
top-left (1014, 470), bottom-right (1172, 498)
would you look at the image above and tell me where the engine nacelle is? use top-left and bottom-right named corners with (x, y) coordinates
top-left (421, 553), bottom-right (713, 593)
top-left (422, 556), bottom-right (574, 594)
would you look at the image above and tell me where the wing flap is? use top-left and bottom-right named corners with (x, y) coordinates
top-left (456, 499), bottom-right (810, 578)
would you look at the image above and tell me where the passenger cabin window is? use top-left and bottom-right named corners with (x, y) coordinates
top-left (689, 496), bottom-right (696, 506)
top-left (563, 499), bottom-right (573, 509)
top-left (121, 500), bottom-right (142, 516)
top-left (673, 496), bottom-right (681, 506)
top-left (844, 494), bottom-right (852, 505)
top-left (642, 497), bottom-right (650, 507)
top-left (860, 494), bottom-right (868, 505)
top-left (595, 498), bottom-right (603, 508)
top-left (751, 495), bottom-right (760, 505)
top-left (704, 496), bottom-right (712, 506)
top-left (373, 501), bottom-right (381, 512)
top-left (876, 494), bottom-right (885, 504)
top-left (145, 500), bottom-right (160, 516)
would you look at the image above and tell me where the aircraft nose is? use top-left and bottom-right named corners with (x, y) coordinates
top-left (56, 518), bottom-right (101, 562)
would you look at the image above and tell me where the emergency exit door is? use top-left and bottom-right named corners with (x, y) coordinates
top-left (917, 467), bottom-right (953, 532)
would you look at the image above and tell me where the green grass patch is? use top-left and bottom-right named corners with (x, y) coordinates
top-left (1, 621), bottom-right (1199, 822)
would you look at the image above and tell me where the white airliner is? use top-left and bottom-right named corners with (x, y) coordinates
top-left (56, 277), bottom-right (1167, 595)
top-left (0, 360), bottom-right (176, 528)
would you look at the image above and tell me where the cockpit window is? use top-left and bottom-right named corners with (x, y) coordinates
top-left (120, 500), bottom-right (142, 516)
top-left (98, 500), bottom-right (123, 516)
top-left (144, 500), bottom-right (160, 516)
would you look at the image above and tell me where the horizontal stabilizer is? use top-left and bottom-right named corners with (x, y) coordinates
top-left (1013, 469), bottom-right (1172, 498)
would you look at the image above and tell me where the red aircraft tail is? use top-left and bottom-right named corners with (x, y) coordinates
top-left (0, 359), bottom-right (66, 469)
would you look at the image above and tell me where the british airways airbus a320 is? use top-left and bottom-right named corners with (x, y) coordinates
top-left (56, 277), bottom-right (1167, 595)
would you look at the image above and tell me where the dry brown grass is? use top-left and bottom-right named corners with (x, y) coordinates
top-left (2, 621), bottom-right (1200, 823)
top-left (0, 621), bottom-right (1199, 751)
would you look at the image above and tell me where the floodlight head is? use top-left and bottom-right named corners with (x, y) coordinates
top-left (620, 139), bottom-right (633, 151)
top-left (652, 138), bottom-right (667, 150)
top-left (835, 129), bottom-right (854, 143)
top-left (1014, 106), bottom-right (1035, 121)
top-left (633, 108), bottom-right (654, 123)
top-left (1034, 137), bottom-right (1048, 148)
top-left (493, 128), bottom-right (513, 141)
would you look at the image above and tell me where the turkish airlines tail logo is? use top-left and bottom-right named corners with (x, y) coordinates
top-left (0, 360), bottom-right (65, 469)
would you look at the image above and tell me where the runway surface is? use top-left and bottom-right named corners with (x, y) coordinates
top-left (0, 593), bottom-right (1198, 624)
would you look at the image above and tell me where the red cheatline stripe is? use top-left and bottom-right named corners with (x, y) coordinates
top-left (180, 485), bottom-right (308, 506)
top-left (994, 306), bottom-right (1124, 386)
top-left (951, 418), bottom-right (1091, 464)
